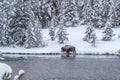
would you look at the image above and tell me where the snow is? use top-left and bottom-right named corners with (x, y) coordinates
top-left (0, 57), bottom-right (4, 60)
top-left (18, 70), bottom-right (25, 75)
top-left (14, 70), bottom-right (25, 80)
top-left (14, 75), bottom-right (19, 80)
top-left (0, 25), bottom-right (120, 55)
top-left (0, 63), bottom-right (12, 80)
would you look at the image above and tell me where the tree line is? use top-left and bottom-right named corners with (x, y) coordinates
top-left (0, 0), bottom-right (120, 48)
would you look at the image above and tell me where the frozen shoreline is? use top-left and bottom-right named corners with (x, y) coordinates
top-left (0, 50), bottom-right (119, 55)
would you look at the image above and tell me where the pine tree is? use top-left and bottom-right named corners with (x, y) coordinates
top-left (83, 0), bottom-right (92, 24)
top-left (75, 0), bottom-right (84, 20)
top-left (9, 0), bottom-right (32, 47)
top-left (0, 0), bottom-right (15, 46)
top-left (89, 32), bottom-right (97, 47)
top-left (57, 18), bottom-right (68, 44)
top-left (108, 0), bottom-right (117, 27)
top-left (115, 3), bottom-right (120, 26)
top-left (9, 0), bottom-right (45, 48)
top-left (24, 28), bottom-right (36, 48)
top-left (83, 15), bottom-right (97, 47)
top-left (23, 0), bottom-right (45, 48)
top-left (91, 0), bottom-right (104, 28)
top-left (83, 25), bottom-right (94, 42)
top-left (101, 0), bottom-right (112, 27)
top-left (63, 0), bottom-right (78, 27)
top-left (34, 18), bottom-right (45, 47)
top-left (49, 0), bottom-right (59, 40)
top-left (83, 24), bottom-right (97, 47)
top-left (31, 0), bottom-right (51, 28)
top-left (9, 10), bottom-right (26, 46)
top-left (102, 21), bottom-right (115, 41)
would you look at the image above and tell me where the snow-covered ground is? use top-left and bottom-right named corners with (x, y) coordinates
top-left (0, 63), bottom-right (12, 80)
top-left (0, 25), bottom-right (120, 55)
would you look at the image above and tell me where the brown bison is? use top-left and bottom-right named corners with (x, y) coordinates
top-left (61, 45), bottom-right (76, 57)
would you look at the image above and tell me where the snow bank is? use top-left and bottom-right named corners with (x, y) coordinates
top-left (0, 63), bottom-right (12, 80)
top-left (14, 70), bottom-right (25, 80)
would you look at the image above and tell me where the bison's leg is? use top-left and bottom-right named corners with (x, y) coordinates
top-left (73, 49), bottom-right (76, 57)
top-left (66, 51), bottom-right (70, 57)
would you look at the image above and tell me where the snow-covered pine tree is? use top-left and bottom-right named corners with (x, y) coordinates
top-left (49, 0), bottom-right (59, 40)
top-left (0, 0), bottom-right (15, 46)
top-left (0, 1), bottom-right (5, 46)
top-left (83, 24), bottom-right (97, 47)
top-left (115, 3), bottom-right (120, 26)
top-left (23, 0), bottom-right (44, 48)
top-left (82, 0), bottom-right (97, 43)
top-left (108, 1), bottom-right (117, 28)
top-left (83, 11), bottom-right (97, 47)
top-left (75, 0), bottom-right (84, 20)
top-left (56, 18), bottom-right (68, 44)
top-left (25, 0), bottom-right (45, 48)
top-left (91, 0), bottom-right (104, 28)
top-left (102, 21), bottom-right (115, 41)
top-left (34, 18), bottom-right (45, 47)
top-left (53, 0), bottom-right (79, 41)
top-left (101, 0), bottom-right (112, 27)
top-left (9, 0), bottom-right (45, 48)
top-left (63, 0), bottom-right (78, 27)
top-left (9, 0), bottom-right (31, 47)
top-left (83, 24), bottom-right (94, 42)
top-left (89, 32), bottom-right (97, 47)
top-left (9, 10), bottom-right (26, 46)
top-left (31, 0), bottom-right (51, 28)
top-left (24, 28), bottom-right (36, 48)
top-left (83, 0), bottom-right (93, 25)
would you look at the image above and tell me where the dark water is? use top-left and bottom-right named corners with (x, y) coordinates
top-left (1, 56), bottom-right (120, 80)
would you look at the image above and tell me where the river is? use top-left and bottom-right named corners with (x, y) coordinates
top-left (1, 55), bottom-right (120, 80)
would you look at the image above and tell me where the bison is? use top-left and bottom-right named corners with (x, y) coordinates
top-left (61, 45), bottom-right (76, 57)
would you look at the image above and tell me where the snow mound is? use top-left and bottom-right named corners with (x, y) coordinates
top-left (0, 63), bottom-right (12, 80)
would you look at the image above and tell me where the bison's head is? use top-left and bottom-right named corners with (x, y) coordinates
top-left (61, 47), bottom-right (65, 52)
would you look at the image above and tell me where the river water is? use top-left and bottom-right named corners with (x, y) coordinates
top-left (1, 55), bottom-right (120, 80)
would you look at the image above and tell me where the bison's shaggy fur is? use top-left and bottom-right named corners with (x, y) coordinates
top-left (61, 45), bottom-right (76, 57)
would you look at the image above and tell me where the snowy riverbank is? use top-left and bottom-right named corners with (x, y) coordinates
top-left (0, 26), bottom-right (120, 55)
